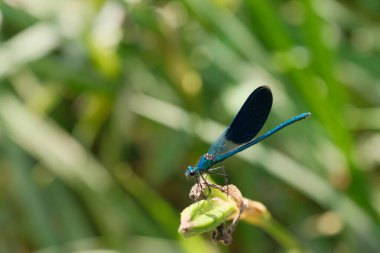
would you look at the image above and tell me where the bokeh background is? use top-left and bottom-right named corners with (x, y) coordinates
top-left (1, 0), bottom-right (380, 252)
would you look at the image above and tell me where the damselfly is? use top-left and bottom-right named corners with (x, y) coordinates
top-left (185, 86), bottom-right (310, 180)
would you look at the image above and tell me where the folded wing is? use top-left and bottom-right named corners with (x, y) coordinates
top-left (207, 86), bottom-right (273, 159)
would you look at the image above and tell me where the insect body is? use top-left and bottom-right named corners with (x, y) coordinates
top-left (185, 86), bottom-right (311, 178)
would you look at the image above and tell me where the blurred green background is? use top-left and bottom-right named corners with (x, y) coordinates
top-left (1, 0), bottom-right (380, 252)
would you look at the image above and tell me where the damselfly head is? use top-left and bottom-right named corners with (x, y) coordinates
top-left (185, 166), bottom-right (196, 178)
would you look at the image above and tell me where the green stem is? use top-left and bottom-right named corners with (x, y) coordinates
top-left (259, 218), bottom-right (308, 253)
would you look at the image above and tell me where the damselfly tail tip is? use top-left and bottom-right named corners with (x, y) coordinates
top-left (304, 112), bottom-right (312, 118)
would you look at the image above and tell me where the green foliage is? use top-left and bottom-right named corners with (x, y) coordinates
top-left (1, 0), bottom-right (380, 252)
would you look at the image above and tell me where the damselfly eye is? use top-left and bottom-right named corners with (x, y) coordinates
top-left (185, 166), bottom-right (195, 178)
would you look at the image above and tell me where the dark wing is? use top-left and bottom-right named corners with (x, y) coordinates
top-left (225, 86), bottom-right (272, 143)
top-left (207, 86), bottom-right (273, 159)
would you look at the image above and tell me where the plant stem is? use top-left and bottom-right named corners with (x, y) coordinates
top-left (258, 218), bottom-right (308, 253)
